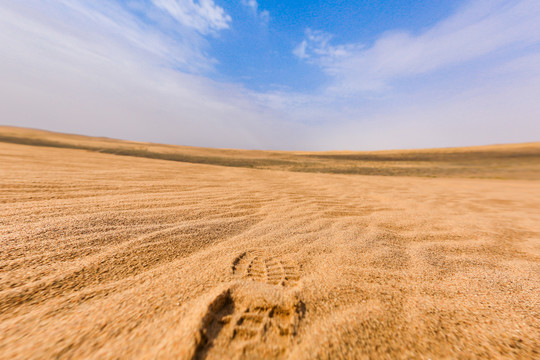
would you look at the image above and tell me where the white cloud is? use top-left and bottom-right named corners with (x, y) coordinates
top-left (241, 0), bottom-right (258, 11)
top-left (293, 41), bottom-right (308, 59)
top-left (294, 29), bottom-right (357, 62)
top-left (241, 0), bottom-right (270, 24)
top-left (298, 0), bottom-right (540, 94)
top-left (0, 1), bottom-right (295, 149)
top-left (150, 0), bottom-right (231, 34)
top-left (28, 0), bottom-right (217, 72)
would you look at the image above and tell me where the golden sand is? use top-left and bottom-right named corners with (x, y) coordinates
top-left (0, 129), bottom-right (539, 359)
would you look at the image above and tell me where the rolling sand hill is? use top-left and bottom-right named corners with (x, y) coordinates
top-left (0, 126), bottom-right (539, 359)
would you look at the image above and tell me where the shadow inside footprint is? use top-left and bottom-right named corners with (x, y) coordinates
top-left (194, 290), bottom-right (235, 360)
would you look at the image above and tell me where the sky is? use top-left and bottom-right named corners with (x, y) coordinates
top-left (1, 0), bottom-right (539, 150)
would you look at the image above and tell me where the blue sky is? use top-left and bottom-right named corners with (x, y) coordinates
top-left (212, 1), bottom-right (464, 91)
top-left (1, 0), bottom-right (539, 150)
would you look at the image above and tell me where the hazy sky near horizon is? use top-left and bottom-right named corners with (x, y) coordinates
top-left (1, 0), bottom-right (539, 150)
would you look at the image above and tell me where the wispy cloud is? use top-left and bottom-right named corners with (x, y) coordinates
top-left (21, 0), bottom-right (221, 72)
top-left (297, 0), bottom-right (540, 94)
top-left (151, 0), bottom-right (231, 34)
top-left (241, 0), bottom-right (270, 24)
top-left (294, 29), bottom-right (356, 61)
top-left (0, 1), bottom-right (293, 148)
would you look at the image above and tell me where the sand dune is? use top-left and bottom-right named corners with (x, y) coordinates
top-left (1, 126), bottom-right (540, 179)
top-left (0, 129), bottom-right (539, 359)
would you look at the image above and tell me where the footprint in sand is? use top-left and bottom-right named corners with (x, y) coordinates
top-left (232, 251), bottom-right (301, 287)
top-left (193, 287), bottom-right (304, 360)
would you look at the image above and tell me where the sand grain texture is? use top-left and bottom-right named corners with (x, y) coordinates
top-left (0, 132), bottom-right (539, 359)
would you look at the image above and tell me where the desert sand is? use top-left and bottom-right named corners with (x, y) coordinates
top-left (0, 127), bottom-right (539, 359)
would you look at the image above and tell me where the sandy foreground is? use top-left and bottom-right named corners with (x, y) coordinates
top-left (0, 139), bottom-right (539, 359)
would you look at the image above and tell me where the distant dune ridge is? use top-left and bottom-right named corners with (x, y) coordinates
top-left (1, 126), bottom-right (539, 179)
top-left (0, 126), bottom-right (539, 359)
